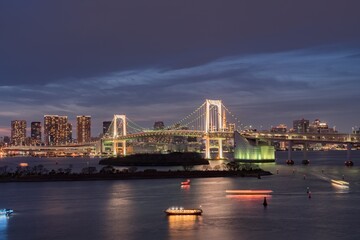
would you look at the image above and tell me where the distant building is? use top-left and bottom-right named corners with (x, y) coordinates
top-left (44, 115), bottom-right (71, 145)
top-left (11, 120), bottom-right (26, 146)
top-left (154, 121), bottom-right (165, 130)
top-left (309, 119), bottom-right (336, 134)
top-left (271, 124), bottom-right (287, 133)
top-left (103, 121), bottom-right (112, 135)
top-left (30, 122), bottom-right (42, 145)
top-left (293, 119), bottom-right (309, 133)
top-left (228, 123), bottom-right (236, 132)
top-left (77, 116), bottom-right (91, 143)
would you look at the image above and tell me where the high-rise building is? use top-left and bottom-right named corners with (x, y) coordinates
top-left (11, 120), bottom-right (27, 146)
top-left (66, 123), bottom-right (73, 143)
top-left (77, 116), bottom-right (91, 143)
top-left (293, 119), bottom-right (309, 133)
top-left (103, 121), bottom-right (112, 135)
top-left (31, 122), bottom-right (42, 145)
top-left (44, 115), bottom-right (70, 145)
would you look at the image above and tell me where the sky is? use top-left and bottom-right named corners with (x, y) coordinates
top-left (1, 0), bottom-right (360, 137)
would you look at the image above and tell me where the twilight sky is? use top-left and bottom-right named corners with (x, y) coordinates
top-left (1, 0), bottom-right (360, 137)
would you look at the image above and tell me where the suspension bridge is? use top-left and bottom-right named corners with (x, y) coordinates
top-left (102, 99), bottom-right (238, 159)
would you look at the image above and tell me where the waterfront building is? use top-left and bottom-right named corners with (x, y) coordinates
top-left (271, 124), bottom-right (287, 133)
top-left (44, 115), bottom-right (71, 145)
top-left (293, 119), bottom-right (309, 133)
top-left (31, 122), bottom-right (42, 145)
top-left (77, 115), bottom-right (91, 143)
top-left (11, 120), bottom-right (26, 146)
top-left (103, 121), bottom-right (112, 135)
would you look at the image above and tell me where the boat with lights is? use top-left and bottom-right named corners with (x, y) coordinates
top-left (181, 179), bottom-right (191, 186)
top-left (0, 209), bottom-right (14, 216)
top-left (331, 179), bottom-right (349, 188)
top-left (226, 190), bottom-right (273, 195)
top-left (164, 207), bottom-right (202, 215)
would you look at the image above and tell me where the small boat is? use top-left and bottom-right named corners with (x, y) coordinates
top-left (0, 209), bottom-right (14, 216)
top-left (345, 161), bottom-right (354, 167)
top-left (286, 160), bottom-right (294, 165)
top-left (181, 179), bottom-right (191, 186)
top-left (302, 160), bottom-right (310, 165)
top-left (164, 207), bottom-right (202, 215)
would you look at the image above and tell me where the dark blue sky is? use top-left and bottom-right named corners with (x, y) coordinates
top-left (1, 0), bottom-right (360, 136)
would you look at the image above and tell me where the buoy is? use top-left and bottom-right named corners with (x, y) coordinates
top-left (263, 197), bottom-right (268, 207)
top-left (306, 187), bottom-right (309, 194)
top-left (308, 192), bottom-right (311, 199)
top-left (342, 175), bottom-right (345, 180)
top-left (276, 169), bottom-right (279, 174)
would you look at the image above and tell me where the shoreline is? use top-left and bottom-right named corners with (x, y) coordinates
top-left (0, 170), bottom-right (272, 183)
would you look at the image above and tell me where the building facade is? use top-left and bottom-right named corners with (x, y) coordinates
top-left (30, 122), bottom-right (42, 145)
top-left (11, 120), bottom-right (27, 146)
top-left (293, 119), bottom-right (309, 133)
top-left (77, 116), bottom-right (91, 143)
top-left (44, 115), bottom-right (71, 145)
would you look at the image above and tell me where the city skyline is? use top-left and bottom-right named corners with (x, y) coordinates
top-left (1, 1), bottom-right (360, 135)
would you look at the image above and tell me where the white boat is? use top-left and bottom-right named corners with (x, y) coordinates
top-left (0, 209), bottom-right (14, 216)
top-left (164, 207), bottom-right (202, 215)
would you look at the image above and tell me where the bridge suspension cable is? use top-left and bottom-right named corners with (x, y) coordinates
top-left (166, 102), bottom-right (206, 130)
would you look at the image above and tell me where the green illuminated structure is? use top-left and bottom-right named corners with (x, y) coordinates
top-left (234, 132), bottom-right (275, 163)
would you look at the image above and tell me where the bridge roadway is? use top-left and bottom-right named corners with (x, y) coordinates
top-left (242, 132), bottom-right (360, 144)
top-left (3, 143), bottom-right (97, 152)
top-left (3, 131), bottom-right (360, 153)
top-left (104, 129), bottom-right (360, 144)
top-left (103, 130), bottom-right (235, 141)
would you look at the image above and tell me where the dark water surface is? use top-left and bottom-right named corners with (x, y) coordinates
top-left (1, 151), bottom-right (360, 240)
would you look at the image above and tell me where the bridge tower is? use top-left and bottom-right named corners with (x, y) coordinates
top-left (204, 99), bottom-right (224, 159)
top-left (113, 115), bottom-right (127, 156)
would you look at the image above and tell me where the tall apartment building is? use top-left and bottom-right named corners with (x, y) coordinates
top-left (77, 116), bottom-right (91, 143)
top-left (44, 115), bottom-right (71, 145)
top-left (30, 122), bottom-right (42, 145)
top-left (11, 120), bottom-right (26, 146)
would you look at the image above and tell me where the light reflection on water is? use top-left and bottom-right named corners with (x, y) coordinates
top-left (0, 151), bottom-right (360, 239)
top-left (0, 216), bottom-right (8, 240)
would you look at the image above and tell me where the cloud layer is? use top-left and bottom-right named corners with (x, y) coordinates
top-left (1, 1), bottom-right (360, 136)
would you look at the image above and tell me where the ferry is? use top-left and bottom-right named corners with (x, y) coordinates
top-left (164, 207), bottom-right (202, 216)
top-left (226, 190), bottom-right (273, 195)
top-left (0, 209), bottom-right (14, 216)
top-left (181, 179), bottom-right (191, 186)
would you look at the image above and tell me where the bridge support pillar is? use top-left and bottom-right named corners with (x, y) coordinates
top-left (113, 140), bottom-right (127, 156)
top-left (287, 141), bottom-right (293, 161)
top-left (205, 136), bottom-right (210, 159)
top-left (303, 142), bottom-right (308, 161)
top-left (218, 139), bottom-right (223, 159)
top-left (347, 143), bottom-right (352, 161)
